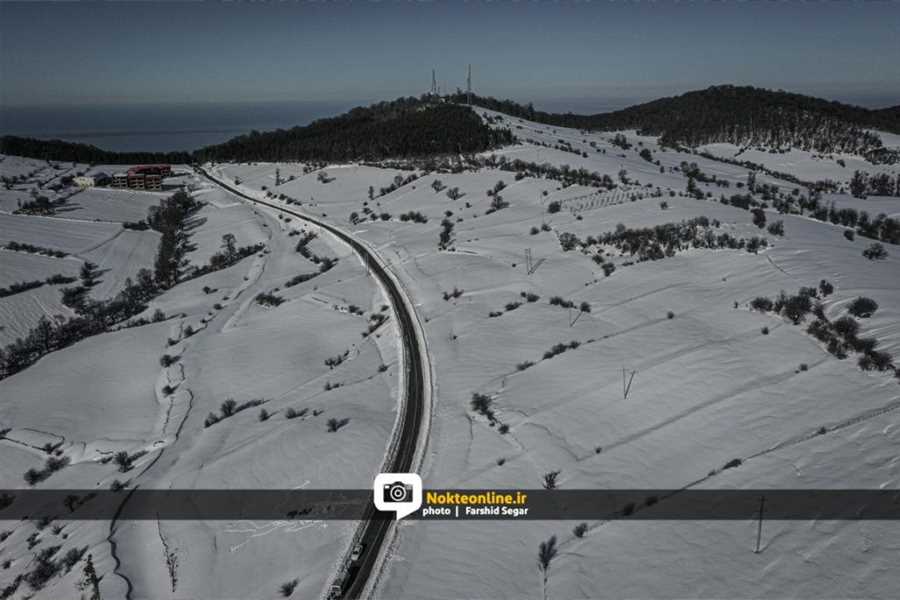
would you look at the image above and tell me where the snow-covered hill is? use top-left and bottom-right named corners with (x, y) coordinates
top-left (219, 108), bottom-right (899, 599)
top-left (2, 103), bottom-right (899, 599)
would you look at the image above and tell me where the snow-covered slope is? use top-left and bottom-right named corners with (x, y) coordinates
top-left (0, 169), bottom-right (400, 599)
top-left (216, 108), bottom-right (899, 599)
top-left (2, 102), bottom-right (899, 599)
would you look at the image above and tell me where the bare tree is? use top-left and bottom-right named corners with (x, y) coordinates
top-left (542, 470), bottom-right (560, 490)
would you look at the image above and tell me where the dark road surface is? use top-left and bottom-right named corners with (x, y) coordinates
top-left (198, 167), bottom-right (427, 600)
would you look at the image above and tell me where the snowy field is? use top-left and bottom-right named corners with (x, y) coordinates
top-left (82, 229), bottom-right (161, 300)
top-left (0, 213), bottom-right (122, 254)
top-left (2, 105), bottom-right (900, 599)
top-left (59, 187), bottom-right (168, 223)
top-left (0, 250), bottom-right (80, 288)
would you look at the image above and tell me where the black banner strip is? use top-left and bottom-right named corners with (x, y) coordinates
top-left (1, 489), bottom-right (899, 520)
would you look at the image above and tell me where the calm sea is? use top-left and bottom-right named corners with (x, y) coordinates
top-left (0, 100), bottom-right (362, 153)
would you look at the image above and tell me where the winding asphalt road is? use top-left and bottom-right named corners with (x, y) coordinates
top-left (197, 167), bottom-right (428, 600)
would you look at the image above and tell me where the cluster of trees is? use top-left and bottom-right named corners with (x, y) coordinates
top-left (194, 233), bottom-right (265, 278)
top-left (476, 154), bottom-right (617, 190)
top-left (148, 190), bottom-right (203, 288)
top-left (399, 211), bottom-right (428, 223)
top-left (549, 296), bottom-right (576, 309)
top-left (372, 172), bottom-right (422, 199)
top-left (255, 291), bottom-right (285, 307)
top-left (542, 340), bottom-right (581, 360)
top-left (571, 216), bottom-right (769, 265)
top-left (0, 274), bottom-right (76, 299)
top-left (611, 134), bottom-right (632, 150)
top-left (363, 311), bottom-right (388, 336)
top-left (204, 398), bottom-right (267, 428)
top-left (23, 455), bottom-right (70, 485)
top-left (195, 99), bottom-right (513, 162)
top-left (14, 195), bottom-right (64, 216)
top-left (324, 350), bottom-right (349, 369)
top-left (470, 393), bottom-right (497, 424)
top-left (849, 170), bottom-right (900, 198)
top-left (7, 543), bottom-right (88, 593)
top-left (771, 194), bottom-right (900, 246)
top-left (294, 230), bottom-right (338, 271)
top-left (3, 241), bottom-right (68, 258)
top-left (284, 271), bottom-right (319, 287)
top-left (751, 286), bottom-right (894, 373)
top-left (680, 162), bottom-right (726, 186)
top-left (523, 137), bottom-right (588, 158)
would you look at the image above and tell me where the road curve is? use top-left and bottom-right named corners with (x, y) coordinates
top-left (197, 167), bottom-right (429, 600)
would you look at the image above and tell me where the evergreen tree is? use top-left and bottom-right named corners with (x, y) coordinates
top-left (79, 553), bottom-right (102, 600)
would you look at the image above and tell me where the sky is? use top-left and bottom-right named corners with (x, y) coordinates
top-left (2, 0), bottom-right (899, 112)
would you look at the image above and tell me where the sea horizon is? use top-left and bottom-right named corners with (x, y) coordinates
top-left (0, 99), bottom-right (365, 153)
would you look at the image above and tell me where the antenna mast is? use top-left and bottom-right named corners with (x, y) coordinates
top-left (431, 69), bottom-right (437, 97)
top-left (466, 64), bottom-right (472, 105)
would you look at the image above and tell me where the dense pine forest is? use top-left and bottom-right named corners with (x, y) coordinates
top-left (452, 86), bottom-right (900, 162)
top-left (194, 98), bottom-right (513, 162)
top-left (0, 136), bottom-right (191, 165)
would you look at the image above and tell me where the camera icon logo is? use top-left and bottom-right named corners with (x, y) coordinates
top-left (374, 473), bottom-right (422, 520)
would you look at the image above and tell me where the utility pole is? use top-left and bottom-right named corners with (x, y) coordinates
top-left (622, 366), bottom-right (636, 400)
top-left (431, 69), bottom-right (437, 97)
top-left (524, 248), bottom-right (544, 275)
top-left (754, 496), bottom-right (766, 553)
top-left (467, 64), bottom-right (472, 106)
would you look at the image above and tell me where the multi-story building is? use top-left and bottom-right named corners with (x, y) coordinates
top-left (110, 165), bottom-right (170, 190)
top-left (112, 172), bottom-right (129, 188)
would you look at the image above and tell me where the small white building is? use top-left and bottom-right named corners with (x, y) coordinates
top-left (74, 172), bottom-right (109, 187)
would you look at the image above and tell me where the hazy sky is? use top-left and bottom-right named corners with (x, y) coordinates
top-left (2, 0), bottom-right (899, 110)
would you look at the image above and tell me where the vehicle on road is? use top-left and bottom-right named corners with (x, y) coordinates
top-left (350, 543), bottom-right (365, 562)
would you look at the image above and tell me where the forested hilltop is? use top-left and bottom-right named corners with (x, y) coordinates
top-left (454, 85), bottom-right (900, 163)
top-left (194, 98), bottom-right (512, 162)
